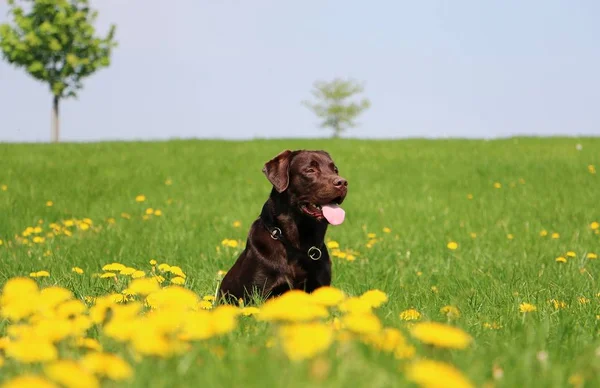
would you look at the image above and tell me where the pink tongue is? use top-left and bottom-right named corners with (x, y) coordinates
top-left (322, 203), bottom-right (345, 225)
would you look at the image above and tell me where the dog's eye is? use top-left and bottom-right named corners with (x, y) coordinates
top-left (334, 167), bottom-right (339, 174)
top-left (305, 168), bottom-right (316, 174)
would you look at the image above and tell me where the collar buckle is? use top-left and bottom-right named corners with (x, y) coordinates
top-left (308, 246), bottom-right (322, 261)
top-left (270, 227), bottom-right (282, 240)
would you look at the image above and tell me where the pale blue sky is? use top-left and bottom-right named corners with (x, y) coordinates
top-left (1, 0), bottom-right (599, 142)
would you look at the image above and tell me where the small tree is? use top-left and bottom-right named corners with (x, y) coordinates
top-left (302, 78), bottom-right (370, 138)
top-left (0, 0), bottom-right (117, 143)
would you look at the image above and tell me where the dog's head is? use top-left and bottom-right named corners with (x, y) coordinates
top-left (262, 149), bottom-right (348, 225)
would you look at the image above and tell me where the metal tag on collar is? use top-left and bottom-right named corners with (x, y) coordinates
top-left (308, 246), bottom-right (322, 261)
top-left (270, 227), bottom-right (282, 240)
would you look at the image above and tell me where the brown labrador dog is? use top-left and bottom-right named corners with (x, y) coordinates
top-left (218, 149), bottom-right (348, 303)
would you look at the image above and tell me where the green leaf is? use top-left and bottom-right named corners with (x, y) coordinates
top-left (51, 81), bottom-right (66, 96)
top-left (27, 61), bottom-right (44, 73)
top-left (66, 53), bottom-right (79, 66)
top-left (49, 39), bottom-right (62, 51)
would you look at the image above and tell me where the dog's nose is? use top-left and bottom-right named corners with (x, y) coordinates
top-left (333, 178), bottom-right (348, 188)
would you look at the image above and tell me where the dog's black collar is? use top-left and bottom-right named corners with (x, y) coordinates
top-left (260, 203), bottom-right (324, 261)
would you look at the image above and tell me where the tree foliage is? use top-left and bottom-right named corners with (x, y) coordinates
top-left (0, 0), bottom-right (117, 141)
top-left (0, 0), bottom-right (116, 98)
top-left (303, 78), bottom-right (370, 138)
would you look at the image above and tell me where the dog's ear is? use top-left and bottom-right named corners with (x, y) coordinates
top-left (262, 150), bottom-right (292, 193)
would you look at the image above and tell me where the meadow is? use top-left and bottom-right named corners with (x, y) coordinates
top-left (0, 138), bottom-right (599, 388)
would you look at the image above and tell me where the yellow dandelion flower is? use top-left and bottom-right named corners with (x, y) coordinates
top-left (100, 272), bottom-right (116, 279)
top-left (493, 182), bottom-right (502, 189)
top-left (578, 297), bottom-right (590, 305)
top-left (359, 289), bottom-right (388, 308)
top-left (310, 286), bottom-right (346, 306)
top-left (81, 352), bottom-right (133, 381)
top-left (46, 201), bottom-right (54, 207)
top-left (551, 232), bottom-right (560, 239)
top-left (383, 227), bottom-right (391, 233)
top-left (587, 252), bottom-right (598, 259)
top-left (278, 322), bottom-right (334, 361)
top-left (171, 276), bottom-right (185, 285)
top-left (410, 322), bottom-right (472, 349)
top-left (145, 208), bottom-right (154, 215)
top-left (431, 286), bottom-right (439, 293)
top-left (342, 313), bottom-right (382, 334)
top-left (0, 239), bottom-right (3, 246)
top-left (30, 270), bottom-right (50, 278)
top-left (447, 241), bottom-right (458, 250)
top-left (75, 338), bottom-right (103, 352)
top-left (2, 375), bottom-right (58, 388)
top-left (107, 217), bottom-right (116, 224)
top-left (466, 193), bottom-right (473, 200)
top-left (568, 373), bottom-right (584, 387)
top-left (221, 239), bottom-right (239, 248)
top-left (72, 267), bottom-right (84, 274)
top-left (469, 232), bottom-right (477, 239)
top-left (507, 234), bottom-right (514, 240)
top-left (83, 218), bottom-right (93, 225)
top-left (482, 322), bottom-right (502, 330)
top-left (519, 302), bottom-right (537, 313)
top-left (566, 251), bottom-right (576, 258)
top-left (131, 270), bottom-right (145, 279)
top-left (588, 221), bottom-right (599, 230)
top-left (152, 275), bottom-right (165, 284)
top-left (367, 233), bottom-right (376, 239)
top-left (128, 278), bottom-right (160, 295)
top-left (32, 236), bottom-right (45, 244)
top-left (165, 178), bottom-right (173, 185)
top-left (589, 165), bottom-right (596, 174)
top-left (149, 259), bottom-right (157, 265)
top-left (362, 327), bottom-right (407, 353)
top-left (145, 286), bottom-right (199, 311)
top-left (395, 343), bottom-right (417, 360)
top-left (5, 339), bottom-right (58, 363)
top-left (257, 290), bottom-right (329, 322)
top-left (0, 184), bottom-right (7, 191)
top-left (399, 308), bottom-right (421, 321)
top-left (555, 256), bottom-right (567, 263)
top-left (406, 359), bottom-right (474, 388)
top-left (119, 267), bottom-right (136, 275)
top-left (326, 240), bottom-right (339, 249)
top-left (79, 223), bottom-right (90, 231)
top-left (157, 263), bottom-right (171, 272)
top-left (338, 297), bottom-right (373, 315)
top-left (440, 305), bottom-right (461, 319)
top-left (232, 220), bottom-right (241, 228)
top-left (540, 229), bottom-right (548, 237)
top-left (154, 209), bottom-right (162, 216)
top-left (44, 360), bottom-right (100, 388)
top-left (169, 266), bottom-right (186, 278)
top-left (135, 195), bottom-right (146, 202)
top-left (120, 212), bottom-right (131, 219)
top-left (549, 299), bottom-right (567, 310)
top-left (198, 300), bottom-right (213, 310)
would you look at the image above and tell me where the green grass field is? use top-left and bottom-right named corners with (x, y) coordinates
top-left (1, 138), bottom-right (599, 388)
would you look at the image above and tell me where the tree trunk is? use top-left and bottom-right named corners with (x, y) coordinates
top-left (51, 95), bottom-right (60, 143)
top-left (332, 120), bottom-right (341, 138)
